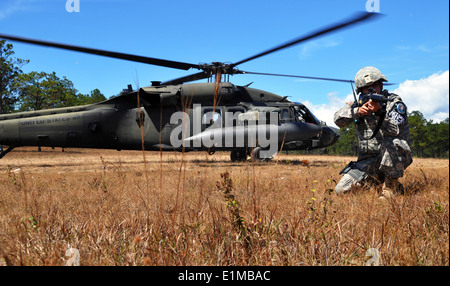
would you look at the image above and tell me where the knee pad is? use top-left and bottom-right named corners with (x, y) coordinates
top-left (335, 174), bottom-right (357, 194)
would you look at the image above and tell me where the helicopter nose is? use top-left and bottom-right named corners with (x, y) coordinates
top-left (320, 126), bottom-right (340, 147)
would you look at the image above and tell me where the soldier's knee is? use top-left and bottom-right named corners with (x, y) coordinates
top-left (335, 174), bottom-right (356, 194)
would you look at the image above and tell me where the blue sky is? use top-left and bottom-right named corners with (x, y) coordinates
top-left (1, 0), bottom-right (448, 126)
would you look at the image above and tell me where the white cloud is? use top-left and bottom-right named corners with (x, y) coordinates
top-left (0, 1), bottom-right (22, 20)
top-left (299, 37), bottom-right (342, 59)
top-left (396, 44), bottom-right (449, 53)
top-left (306, 71), bottom-right (449, 128)
top-left (303, 91), bottom-right (354, 128)
top-left (0, 0), bottom-right (39, 20)
top-left (392, 70), bottom-right (449, 122)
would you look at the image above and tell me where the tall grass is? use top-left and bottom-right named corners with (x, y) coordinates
top-left (0, 148), bottom-right (448, 265)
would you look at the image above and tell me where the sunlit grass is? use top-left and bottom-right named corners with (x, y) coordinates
top-left (0, 147), bottom-right (448, 266)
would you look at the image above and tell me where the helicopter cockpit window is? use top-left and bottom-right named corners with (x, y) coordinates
top-left (202, 108), bottom-right (222, 130)
top-left (293, 107), bottom-right (305, 122)
top-left (293, 105), bottom-right (320, 124)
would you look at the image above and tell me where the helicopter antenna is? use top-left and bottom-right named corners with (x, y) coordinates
top-left (133, 69), bottom-right (140, 90)
top-left (351, 81), bottom-right (358, 104)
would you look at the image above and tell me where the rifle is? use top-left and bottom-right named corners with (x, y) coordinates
top-left (360, 88), bottom-right (390, 105)
top-left (355, 88), bottom-right (393, 140)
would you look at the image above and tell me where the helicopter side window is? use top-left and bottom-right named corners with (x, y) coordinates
top-left (279, 108), bottom-right (292, 122)
top-left (202, 108), bottom-right (222, 130)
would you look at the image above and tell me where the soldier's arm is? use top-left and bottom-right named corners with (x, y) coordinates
top-left (381, 99), bottom-right (408, 137)
top-left (334, 103), bottom-right (361, 128)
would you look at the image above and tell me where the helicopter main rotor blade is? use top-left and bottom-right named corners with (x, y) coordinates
top-left (161, 71), bottom-right (209, 85)
top-left (239, 71), bottom-right (354, 83)
top-left (239, 70), bottom-right (396, 86)
top-left (0, 33), bottom-right (200, 71)
top-left (232, 12), bottom-right (381, 68)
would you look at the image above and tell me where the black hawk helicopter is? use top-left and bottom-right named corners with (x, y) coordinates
top-left (0, 12), bottom-right (380, 161)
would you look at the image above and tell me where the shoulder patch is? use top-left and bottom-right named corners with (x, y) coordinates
top-left (388, 102), bottom-right (407, 125)
top-left (395, 103), bottom-right (406, 115)
top-left (346, 101), bottom-right (354, 106)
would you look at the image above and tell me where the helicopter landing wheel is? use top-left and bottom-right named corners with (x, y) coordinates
top-left (230, 149), bottom-right (247, 162)
top-left (251, 147), bottom-right (273, 162)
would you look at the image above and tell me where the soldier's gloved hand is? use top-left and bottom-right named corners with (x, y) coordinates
top-left (368, 99), bottom-right (381, 113)
top-left (358, 99), bottom-right (381, 116)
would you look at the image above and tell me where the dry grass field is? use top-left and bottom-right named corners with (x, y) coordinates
top-left (0, 147), bottom-right (448, 266)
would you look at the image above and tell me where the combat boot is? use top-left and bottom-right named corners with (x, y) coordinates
top-left (379, 177), bottom-right (399, 200)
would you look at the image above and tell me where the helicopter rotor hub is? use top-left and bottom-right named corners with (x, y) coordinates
top-left (199, 62), bottom-right (239, 77)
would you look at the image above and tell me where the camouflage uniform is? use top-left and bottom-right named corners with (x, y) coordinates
top-left (334, 90), bottom-right (413, 193)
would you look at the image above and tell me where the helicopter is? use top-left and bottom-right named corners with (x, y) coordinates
top-left (0, 12), bottom-right (380, 162)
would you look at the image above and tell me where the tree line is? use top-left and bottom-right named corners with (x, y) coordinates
top-left (319, 111), bottom-right (449, 158)
top-left (407, 111), bottom-right (449, 158)
top-left (1, 40), bottom-right (106, 114)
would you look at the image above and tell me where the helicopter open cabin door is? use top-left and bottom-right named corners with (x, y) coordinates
top-left (200, 106), bottom-right (223, 149)
top-left (225, 107), bottom-right (246, 127)
top-left (201, 107), bottom-right (223, 131)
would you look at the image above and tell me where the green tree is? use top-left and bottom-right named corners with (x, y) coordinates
top-left (14, 71), bottom-right (107, 111)
top-left (337, 124), bottom-right (358, 156)
top-left (322, 111), bottom-right (448, 159)
top-left (77, 88), bottom-right (107, 105)
top-left (408, 111), bottom-right (429, 157)
top-left (0, 40), bottom-right (29, 113)
top-left (14, 71), bottom-right (78, 111)
top-left (425, 118), bottom-right (449, 158)
top-left (323, 123), bottom-right (358, 156)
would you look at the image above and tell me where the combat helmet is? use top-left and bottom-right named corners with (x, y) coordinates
top-left (354, 66), bottom-right (388, 92)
